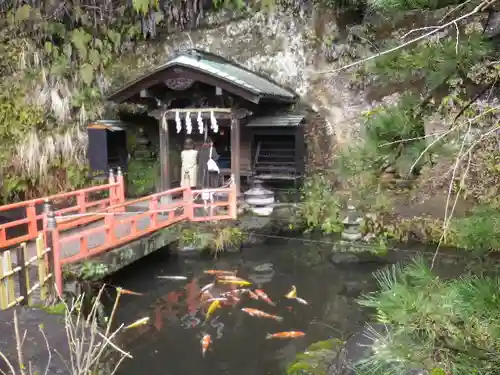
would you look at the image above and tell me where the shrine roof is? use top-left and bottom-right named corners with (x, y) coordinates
top-left (106, 49), bottom-right (297, 105)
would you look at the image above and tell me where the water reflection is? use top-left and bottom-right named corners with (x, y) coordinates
top-left (107, 239), bottom-right (383, 375)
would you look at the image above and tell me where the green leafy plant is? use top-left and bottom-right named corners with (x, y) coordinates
top-left (294, 173), bottom-right (343, 234)
top-left (453, 205), bottom-right (500, 253)
top-left (287, 338), bottom-right (344, 375)
top-left (127, 158), bottom-right (160, 197)
top-left (358, 257), bottom-right (500, 375)
top-left (78, 261), bottom-right (110, 281)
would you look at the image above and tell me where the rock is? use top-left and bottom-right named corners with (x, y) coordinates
top-left (330, 250), bottom-right (390, 265)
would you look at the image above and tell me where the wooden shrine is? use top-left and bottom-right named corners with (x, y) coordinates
top-left (105, 49), bottom-right (306, 194)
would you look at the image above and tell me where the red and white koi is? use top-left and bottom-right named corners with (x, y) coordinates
top-left (255, 289), bottom-right (276, 306)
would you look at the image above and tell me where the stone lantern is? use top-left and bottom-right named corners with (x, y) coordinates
top-left (341, 200), bottom-right (363, 241)
top-left (243, 179), bottom-right (275, 216)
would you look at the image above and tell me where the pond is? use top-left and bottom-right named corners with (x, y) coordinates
top-left (104, 236), bottom-right (465, 375)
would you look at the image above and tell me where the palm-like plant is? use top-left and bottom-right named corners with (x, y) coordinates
top-left (357, 257), bottom-right (500, 375)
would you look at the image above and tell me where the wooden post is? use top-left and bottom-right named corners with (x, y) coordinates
top-left (183, 188), bottom-right (193, 221)
top-left (229, 175), bottom-right (237, 220)
top-left (116, 166), bottom-right (125, 203)
top-left (26, 203), bottom-right (37, 238)
top-left (159, 114), bottom-right (170, 192)
top-left (230, 114), bottom-right (241, 195)
top-left (45, 205), bottom-right (62, 296)
top-left (108, 168), bottom-right (117, 205)
top-left (16, 243), bottom-right (28, 306)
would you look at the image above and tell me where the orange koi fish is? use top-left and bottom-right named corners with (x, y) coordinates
top-left (118, 287), bottom-right (143, 296)
top-left (255, 289), bottom-right (275, 306)
top-left (241, 308), bottom-right (283, 322)
top-left (265, 331), bottom-right (305, 339)
top-left (201, 333), bottom-right (212, 357)
top-left (204, 270), bottom-right (236, 277)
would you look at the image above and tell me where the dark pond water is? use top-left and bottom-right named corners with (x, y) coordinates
top-left (104, 237), bottom-right (465, 375)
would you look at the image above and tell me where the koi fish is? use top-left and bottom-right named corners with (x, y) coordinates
top-left (204, 270), bottom-right (237, 277)
top-left (285, 286), bottom-right (308, 305)
top-left (205, 299), bottom-right (221, 321)
top-left (285, 286), bottom-right (297, 299)
top-left (157, 275), bottom-right (187, 280)
top-left (216, 275), bottom-right (250, 283)
top-left (124, 317), bottom-right (150, 330)
top-left (205, 297), bottom-right (229, 303)
top-left (201, 333), bottom-right (212, 357)
top-left (200, 282), bottom-right (214, 293)
top-left (217, 279), bottom-right (252, 287)
top-left (265, 331), bottom-right (305, 339)
top-left (295, 297), bottom-right (308, 305)
top-left (241, 308), bottom-right (283, 322)
top-left (244, 289), bottom-right (259, 300)
top-left (255, 289), bottom-right (275, 306)
top-left (118, 287), bottom-right (143, 296)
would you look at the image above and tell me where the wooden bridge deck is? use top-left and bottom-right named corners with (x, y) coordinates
top-left (0, 176), bottom-right (237, 296)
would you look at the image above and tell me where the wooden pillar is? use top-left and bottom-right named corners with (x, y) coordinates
top-left (230, 114), bottom-right (241, 194)
top-left (159, 114), bottom-right (170, 191)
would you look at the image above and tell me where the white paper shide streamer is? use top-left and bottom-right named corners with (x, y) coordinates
top-left (210, 111), bottom-right (218, 133)
top-left (197, 111), bottom-right (204, 134)
top-left (175, 111), bottom-right (182, 134)
top-left (185, 112), bottom-right (192, 134)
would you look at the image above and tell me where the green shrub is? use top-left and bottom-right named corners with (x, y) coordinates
top-left (358, 257), bottom-right (500, 374)
top-left (294, 173), bottom-right (343, 234)
top-left (453, 205), bottom-right (500, 253)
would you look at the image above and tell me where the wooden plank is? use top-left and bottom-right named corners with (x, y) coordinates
top-left (2, 250), bottom-right (14, 308)
top-left (36, 234), bottom-right (48, 301)
top-left (0, 253), bottom-right (5, 309)
top-left (17, 243), bottom-right (29, 305)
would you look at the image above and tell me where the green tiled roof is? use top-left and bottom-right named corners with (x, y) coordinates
top-left (107, 49), bottom-right (297, 102)
top-left (164, 54), bottom-right (296, 99)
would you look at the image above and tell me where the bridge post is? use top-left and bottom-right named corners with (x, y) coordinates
top-left (229, 174), bottom-right (237, 220)
top-left (116, 167), bottom-right (125, 204)
top-left (45, 205), bottom-right (62, 297)
top-left (108, 168), bottom-right (117, 205)
top-left (183, 188), bottom-right (193, 221)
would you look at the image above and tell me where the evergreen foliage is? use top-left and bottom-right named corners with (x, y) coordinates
top-left (358, 258), bottom-right (500, 375)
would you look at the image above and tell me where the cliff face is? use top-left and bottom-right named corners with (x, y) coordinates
top-left (120, 9), bottom-right (381, 149)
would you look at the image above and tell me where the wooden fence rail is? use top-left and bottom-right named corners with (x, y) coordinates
top-left (0, 234), bottom-right (53, 310)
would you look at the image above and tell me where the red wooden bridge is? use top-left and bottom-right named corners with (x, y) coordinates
top-left (0, 169), bottom-right (237, 294)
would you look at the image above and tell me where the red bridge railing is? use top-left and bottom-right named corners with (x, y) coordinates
top-left (0, 169), bottom-right (125, 250)
top-left (45, 183), bottom-right (238, 294)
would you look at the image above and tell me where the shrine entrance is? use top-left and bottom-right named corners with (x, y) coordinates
top-left (105, 49), bottom-right (305, 194)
